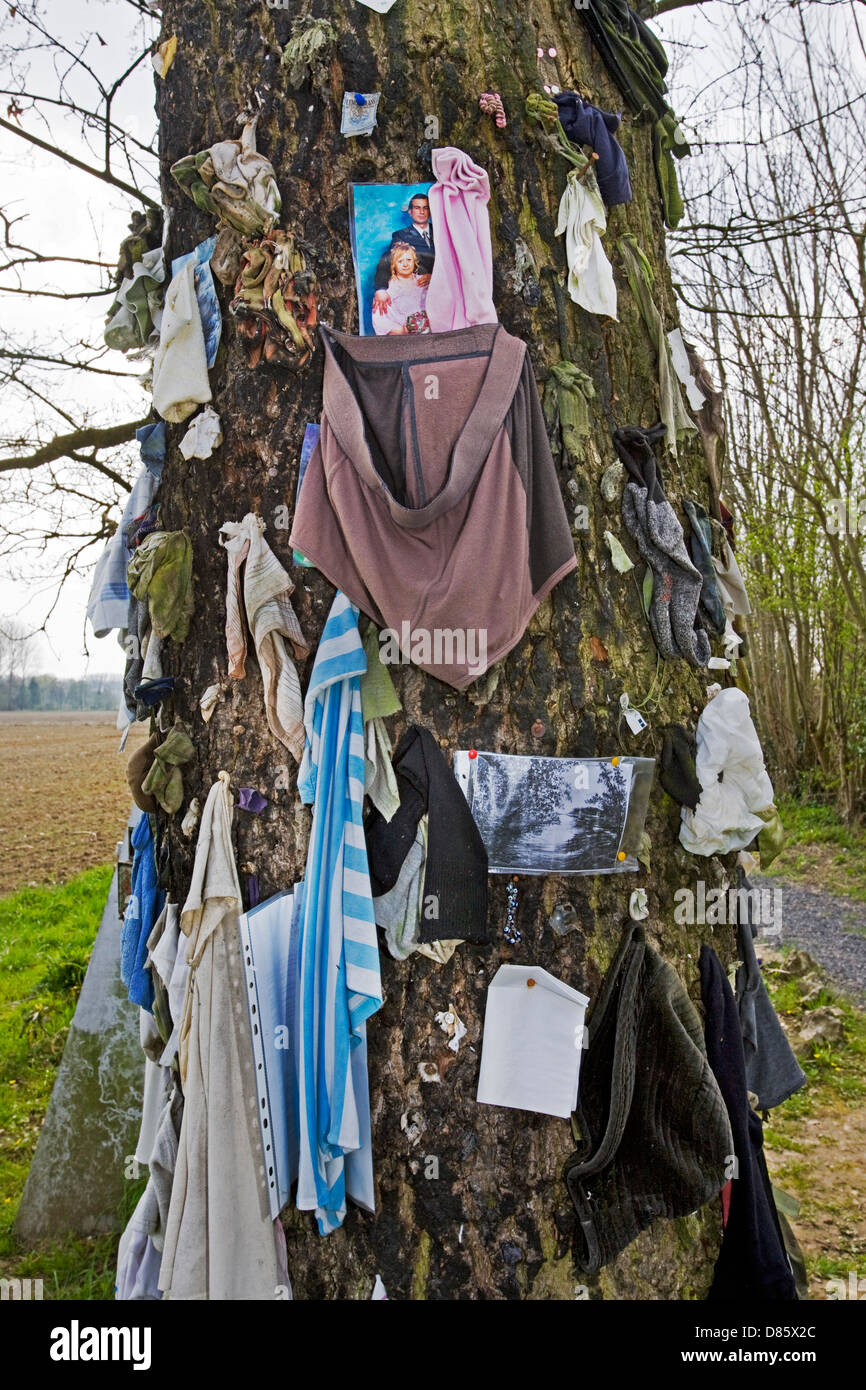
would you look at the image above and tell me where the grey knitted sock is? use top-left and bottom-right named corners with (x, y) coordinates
top-left (617, 428), bottom-right (710, 667)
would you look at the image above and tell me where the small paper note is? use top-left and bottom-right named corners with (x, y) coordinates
top-left (477, 964), bottom-right (589, 1118)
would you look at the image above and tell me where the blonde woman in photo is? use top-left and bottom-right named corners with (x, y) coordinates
top-left (371, 242), bottom-right (430, 336)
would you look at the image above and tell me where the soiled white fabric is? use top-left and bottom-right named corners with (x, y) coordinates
top-left (374, 821), bottom-right (426, 960)
top-left (159, 773), bottom-right (286, 1301)
top-left (713, 536), bottom-right (751, 618)
top-left (199, 682), bottom-right (223, 723)
top-left (152, 257), bottom-right (212, 424)
top-left (203, 115), bottom-right (281, 232)
top-left (180, 407), bottom-right (223, 460)
top-left (117, 1088), bottom-right (183, 1301)
top-left (372, 818), bottom-right (460, 964)
top-left (680, 688), bottom-right (775, 857)
top-left (116, 1183), bottom-right (163, 1301)
top-left (555, 168), bottom-right (618, 320)
top-left (365, 717), bottom-right (400, 822)
top-left (149, 900), bottom-right (190, 1064)
top-left (135, 1050), bottom-right (171, 1166)
top-left (219, 514), bottom-right (309, 761)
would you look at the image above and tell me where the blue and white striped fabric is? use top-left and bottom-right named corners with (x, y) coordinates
top-left (295, 592), bottom-right (382, 1233)
top-left (87, 467), bottom-right (159, 638)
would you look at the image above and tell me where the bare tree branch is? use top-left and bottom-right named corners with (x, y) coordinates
top-left (1, 417), bottom-right (149, 481)
top-left (0, 114), bottom-right (159, 209)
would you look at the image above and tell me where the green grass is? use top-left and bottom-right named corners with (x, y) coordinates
top-left (764, 798), bottom-right (866, 902)
top-left (761, 948), bottom-right (866, 1286)
top-left (0, 865), bottom-right (117, 1298)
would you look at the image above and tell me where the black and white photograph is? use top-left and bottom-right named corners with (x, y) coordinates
top-left (454, 751), bottom-right (635, 874)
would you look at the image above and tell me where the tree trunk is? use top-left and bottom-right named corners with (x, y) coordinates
top-left (155, 0), bottom-right (726, 1299)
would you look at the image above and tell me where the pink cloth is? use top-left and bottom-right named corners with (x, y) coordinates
top-left (426, 147), bottom-right (497, 332)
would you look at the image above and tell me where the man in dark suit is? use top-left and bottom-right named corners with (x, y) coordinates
top-left (372, 193), bottom-right (434, 318)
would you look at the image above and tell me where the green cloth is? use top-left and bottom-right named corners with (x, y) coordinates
top-left (575, 2), bottom-right (690, 228)
top-left (577, 0), bottom-right (672, 121)
top-left (617, 234), bottom-right (695, 457)
top-left (653, 113), bottom-right (687, 230)
top-left (544, 362), bottom-right (596, 456)
top-left (360, 624), bottom-right (401, 724)
top-left (756, 805), bottom-right (785, 869)
top-left (127, 531), bottom-right (194, 645)
top-left (141, 724), bottom-right (195, 816)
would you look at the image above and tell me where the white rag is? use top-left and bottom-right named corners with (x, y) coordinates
top-left (555, 168), bottom-right (618, 320)
top-left (159, 773), bottom-right (288, 1301)
top-left (219, 514), bottom-right (309, 761)
top-left (680, 688), bottom-right (775, 857)
top-left (152, 257), bottom-right (212, 424)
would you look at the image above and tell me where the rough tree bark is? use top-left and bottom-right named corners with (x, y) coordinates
top-left (155, 0), bottom-right (727, 1299)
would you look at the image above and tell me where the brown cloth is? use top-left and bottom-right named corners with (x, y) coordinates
top-left (127, 733), bottom-right (160, 814)
top-left (290, 323), bottom-right (577, 689)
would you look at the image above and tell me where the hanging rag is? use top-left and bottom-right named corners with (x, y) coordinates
top-left (615, 423), bottom-right (710, 666)
top-left (425, 146), bottom-right (497, 332)
top-left (365, 724), bottom-right (489, 944)
top-left (127, 530), bottom-right (194, 644)
top-left (653, 111), bottom-right (688, 230)
top-left (120, 812), bottom-right (164, 1013)
top-left (544, 360), bottom-right (597, 457)
top-left (170, 114), bottom-right (281, 237)
top-left (359, 622), bottom-right (401, 822)
top-left (219, 513), bottom-right (309, 761)
top-left (179, 407), bottom-right (223, 460)
top-left (152, 256), bottom-right (212, 424)
top-left (159, 773), bottom-right (287, 1300)
top-left (659, 724), bottom-right (700, 810)
top-left (699, 945), bottom-right (798, 1301)
top-left (683, 498), bottom-right (727, 638)
top-left (734, 876), bottom-right (805, 1111)
top-left (712, 530), bottom-right (752, 618)
top-left (87, 468), bottom-right (159, 639)
top-left (565, 923), bottom-right (732, 1273)
top-left (373, 818), bottom-right (427, 961)
top-left (229, 229), bottom-right (317, 369)
top-left (574, 0), bottom-right (688, 229)
top-left (618, 235), bottom-right (695, 456)
top-left (555, 167), bottom-right (618, 319)
top-left (679, 687), bottom-right (776, 857)
top-left (136, 422), bottom-right (166, 481)
top-left (104, 247), bottom-right (166, 353)
top-left (140, 723), bottom-right (195, 815)
top-left (127, 733), bottom-right (160, 814)
top-left (295, 593), bottom-right (382, 1234)
top-left (170, 237), bottom-right (221, 370)
top-left (553, 92), bottom-right (632, 206)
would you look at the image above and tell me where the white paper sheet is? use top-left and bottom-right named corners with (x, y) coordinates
top-left (476, 964), bottom-right (589, 1118)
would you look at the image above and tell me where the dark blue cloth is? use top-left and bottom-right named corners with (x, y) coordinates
top-left (699, 945), bottom-right (797, 1302)
top-left (133, 676), bottom-right (175, 707)
top-left (120, 813), bottom-right (164, 1012)
top-left (554, 92), bottom-right (633, 206)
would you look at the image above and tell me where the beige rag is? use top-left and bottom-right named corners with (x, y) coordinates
top-left (219, 514), bottom-right (309, 761)
top-left (159, 772), bottom-right (287, 1301)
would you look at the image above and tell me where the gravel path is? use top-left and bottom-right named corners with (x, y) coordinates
top-left (754, 875), bottom-right (866, 1005)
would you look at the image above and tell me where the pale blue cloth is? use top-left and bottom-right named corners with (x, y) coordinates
top-left (295, 592), bottom-right (382, 1233)
top-left (86, 468), bottom-right (159, 638)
